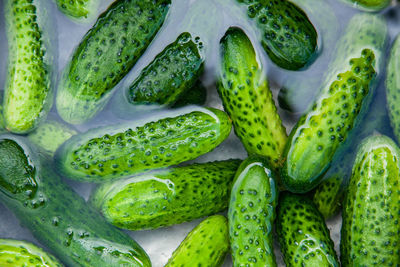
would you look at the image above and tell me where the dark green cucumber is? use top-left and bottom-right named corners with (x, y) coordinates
top-left (53, 0), bottom-right (98, 21)
top-left (171, 80), bottom-right (207, 108)
top-left (341, 135), bottom-right (400, 266)
top-left (0, 239), bottom-right (63, 267)
top-left (281, 14), bottom-right (387, 193)
top-left (4, 0), bottom-right (54, 133)
top-left (218, 27), bottom-right (287, 169)
top-left (276, 192), bottom-right (339, 266)
top-left (164, 215), bottom-right (229, 267)
top-left (228, 157), bottom-right (278, 266)
top-left (0, 136), bottom-right (150, 267)
top-left (56, 0), bottom-right (171, 124)
top-left (90, 159), bottom-right (241, 230)
top-left (341, 0), bottom-right (390, 11)
top-left (55, 107), bottom-right (232, 182)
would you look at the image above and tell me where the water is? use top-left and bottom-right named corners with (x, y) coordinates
top-left (0, 0), bottom-right (399, 266)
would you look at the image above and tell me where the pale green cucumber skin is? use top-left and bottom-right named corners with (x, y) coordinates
top-left (90, 160), bottom-right (241, 230)
top-left (164, 215), bottom-right (229, 267)
top-left (55, 107), bottom-right (232, 182)
top-left (53, 0), bottom-right (99, 21)
top-left (342, 0), bottom-right (390, 12)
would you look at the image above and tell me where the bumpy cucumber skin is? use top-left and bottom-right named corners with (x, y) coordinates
top-left (277, 193), bottom-right (339, 267)
top-left (0, 136), bottom-right (151, 267)
top-left (165, 215), bottom-right (229, 267)
top-left (53, 0), bottom-right (98, 20)
top-left (341, 135), bottom-right (400, 266)
top-left (342, 0), bottom-right (390, 11)
top-left (56, 0), bottom-right (171, 124)
top-left (312, 175), bottom-right (343, 219)
top-left (172, 80), bottom-right (207, 108)
top-left (4, 0), bottom-right (54, 134)
top-left (0, 239), bottom-right (63, 267)
top-left (55, 107), bottom-right (232, 182)
top-left (90, 160), bottom-right (241, 230)
top-left (218, 27), bottom-right (287, 170)
top-left (127, 32), bottom-right (204, 108)
top-left (228, 157), bottom-right (278, 267)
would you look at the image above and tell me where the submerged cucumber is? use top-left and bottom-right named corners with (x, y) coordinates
top-left (4, 0), bottom-right (54, 133)
top-left (341, 0), bottom-right (390, 12)
top-left (341, 135), bottom-right (400, 266)
top-left (228, 157), bottom-right (278, 266)
top-left (90, 159), bottom-right (241, 230)
top-left (55, 107), bottom-right (232, 182)
top-left (56, 0), bottom-right (171, 124)
top-left (171, 80), bottom-right (207, 108)
top-left (165, 215), bottom-right (229, 267)
top-left (53, 0), bottom-right (98, 21)
top-left (0, 136), bottom-right (150, 267)
top-left (218, 27), bottom-right (287, 169)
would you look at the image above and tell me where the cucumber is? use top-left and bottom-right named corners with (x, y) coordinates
top-left (276, 192), bottom-right (339, 267)
top-left (55, 107), bottom-right (232, 182)
top-left (0, 136), bottom-right (150, 267)
top-left (164, 215), bottom-right (229, 267)
top-left (53, 0), bottom-right (98, 21)
top-left (281, 14), bottom-right (387, 193)
top-left (0, 239), bottom-right (62, 267)
top-left (341, 0), bottom-right (390, 12)
top-left (90, 159), bottom-right (241, 230)
top-left (56, 0), bottom-right (171, 124)
top-left (218, 27), bottom-right (287, 170)
top-left (228, 157), bottom-right (278, 266)
top-left (341, 135), bottom-right (400, 266)
top-left (171, 80), bottom-right (207, 108)
top-left (4, 0), bottom-right (54, 133)
top-left (312, 175), bottom-right (343, 219)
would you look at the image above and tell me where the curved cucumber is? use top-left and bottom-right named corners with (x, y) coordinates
top-left (276, 192), bottom-right (339, 267)
top-left (281, 14), bottom-right (387, 193)
top-left (165, 215), bottom-right (229, 267)
top-left (228, 157), bottom-right (278, 266)
top-left (55, 107), bottom-right (232, 182)
top-left (218, 27), bottom-right (287, 169)
top-left (0, 239), bottom-right (62, 267)
top-left (172, 80), bottom-right (207, 108)
top-left (53, 0), bottom-right (98, 21)
top-left (4, 0), bottom-right (54, 133)
top-left (56, 0), bottom-right (171, 124)
top-left (0, 136), bottom-right (150, 267)
top-left (341, 0), bottom-right (390, 12)
top-left (341, 135), bottom-right (400, 266)
top-left (90, 159), bottom-right (241, 230)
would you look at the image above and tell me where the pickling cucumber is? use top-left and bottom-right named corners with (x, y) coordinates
top-left (53, 0), bottom-right (98, 21)
top-left (341, 135), bottom-right (400, 266)
top-left (218, 27), bottom-right (287, 170)
top-left (4, 0), bottom-right (54, 133)
top-left (341, 0), bottom-right (390, 12)
top-left (228, 157), bottom-right (278, 266)
top-left (55, 107), bottom-right (232, 182)
top-left (56, 0), bottom-right (171, 124)
top-left (165, 215), bottom-right (229, 267)
top-left (0, 136), bottom-right (150, 267)
top-left (171, 80), bottom-right (207, 108)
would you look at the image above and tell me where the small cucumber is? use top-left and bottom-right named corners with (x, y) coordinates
top-left (276, 192), bottom-right (339, 267)
top-left (0, 136), bottom-right (150, 267)
top-left (4, 0), bottom-right (54, 133)
top-left (90, 159), bottom-right (241, 230)
top-left (56, 0), bottom-right (171, 124)
top-left (228, 157), bottom-right (278, 266)
top-left (53, 0), bottom-right (98, 21)
top-left (55, 107), bottom-right (232, 182)
top-left (341, 135), bottom-right (400, 266)
top-left (218, 27), bottom-right (287, 170)
top-left (0, 239), bottom-right (62, 267)
top-left (171, 80), bottom-right (207, 108)
top-left (164, 215), bottom-right (229, 267)
top-left (341, 0), bottom-right (390, 12)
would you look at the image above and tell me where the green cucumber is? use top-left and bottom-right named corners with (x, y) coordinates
top-left (53, 0), bottom-right (98, 21)
top-left (171, 80), bottom-right (207, 108)
top-left (164, 215), bottom-right (229, 267)
top-left (55, 107), bottom-right (232, 182)
top-left (0, 239), bottom-right (62, 267)
top-left (228, 157), bottom-right (278, 266)
top-left (281, 13), bottom-right (387, 193)
top-left (341, 135), bottom-right (400, 266)
top-left (312, 175), bottom-right (343, 219)
top-left (341, 0), bottom-right (391, 12)
top-left (4, 0), bottom-right (54, 133)
top-left (56, 0), bottom-right (171, 124)
top-left (276, 192), bottom-right (339, 266)
top-left (90, 159), bottom-right (241, 230)
top-left (0, 136), bottom-right (150, 267)
top-left (218, 27), bottom-right (287, 170)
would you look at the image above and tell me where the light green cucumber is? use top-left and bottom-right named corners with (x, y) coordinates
top-left (56, 0), bottom-right (171, 124)
top-left (228, 157), bottom-right (278, 266)
top-left (341, 0), bottom-right (391, 12)
top-left (55, 107), bottom-right (232, 182)
top-left (90, 159), bottom-right (241, 230)
top-left (171, 80), bottom-right (207, 108)
top-left (218, 27), bottom-right (287, 170)
top-left (4, 0), bottom-right (54, 133)
top-left (53, 0), bottom-right (98, 21)
top-left (164, 215), bottom-right (229, 267)
top-left (341, 135), bottom-right (400, 266)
